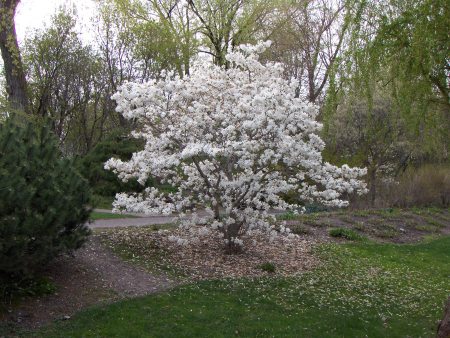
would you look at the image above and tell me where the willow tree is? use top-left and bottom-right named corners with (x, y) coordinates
top-left (339, 0), bottom-right (449, 155)
top-left (320, 0), bottom-right (449, 206)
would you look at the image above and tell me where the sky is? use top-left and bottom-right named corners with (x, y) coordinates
top-left (15, 0), bottom-right (97, 44)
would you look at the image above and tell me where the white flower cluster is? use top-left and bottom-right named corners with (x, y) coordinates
top-left (105, 41), bottom-right (367, 250)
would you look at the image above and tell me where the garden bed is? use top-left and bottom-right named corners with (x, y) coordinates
top-left (100, 227), bottom-right (318, 281)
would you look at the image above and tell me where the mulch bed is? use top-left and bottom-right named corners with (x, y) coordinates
top-left (101, 227), bottom-right (318, 281)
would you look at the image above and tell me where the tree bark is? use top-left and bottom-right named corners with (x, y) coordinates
top-left (438, 296), bottom-right (450, 338)
top-left (0, 0), bottom-right (29, 113)
top-left (368, 166), bottom-right (377, 207)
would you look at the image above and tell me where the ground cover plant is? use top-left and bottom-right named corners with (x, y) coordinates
top-left (329, 227), bottom-right (366, 241)
top-left (28, 235), bottom-right (450, 337)
top-left (279, 207), bottom-right (450, 243)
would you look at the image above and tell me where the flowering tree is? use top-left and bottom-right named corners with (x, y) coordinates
top-left (105, 42), bottom-right (367, 253)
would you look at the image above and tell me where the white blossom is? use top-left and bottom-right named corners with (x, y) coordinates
top-left (106, 41), bottom-right (367, 252)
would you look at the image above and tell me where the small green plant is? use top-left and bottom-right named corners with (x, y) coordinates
top-left (354, 221), bottom-right (365, 231)
top-left (376, 228), bottom-right (400, 239)
top-left (353, 210), bottom-right (370, 217)
top-left (413, 224), bottom-right (439, 232)
top-left (258, 262), bottom-right (276, 273)
top-left (329, 228), bottom-right (364, 241)
top-left (23, 277), bottom-right (57, 297)
top-left (1, 277), bottom-right (56, 304)
top-left (291, 225), bottom-right (311, 235)
top-left (423, 218), bottom-right (445, 228)
top-left (277, 212), bottom-right (299, 221)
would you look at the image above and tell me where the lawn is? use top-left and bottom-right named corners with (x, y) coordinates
top-left (90, 212), bottom-right (137, 220)
top-left (29, 235), bottom-right (450, 337)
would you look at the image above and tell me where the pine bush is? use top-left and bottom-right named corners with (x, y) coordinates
top-left (0, 118), bottom-right (91, 282)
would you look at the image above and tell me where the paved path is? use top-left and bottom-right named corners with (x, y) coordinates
top-left (90, 215), bottom-right (177, 228)
top-left (90, 208), bottom-right (286, 229)
top-left (90, 208), bottom-right (207, 228)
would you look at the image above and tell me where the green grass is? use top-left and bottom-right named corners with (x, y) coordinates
top-left (276, 211), bottom-right (300, 220)
top-left (24, 236), bottom-right (450, 337)
top-left (91, 195), bottom-right (114, 209)
top-left (90, 212), bottom-right (137, 220)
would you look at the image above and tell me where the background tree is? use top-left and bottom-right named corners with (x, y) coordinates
top-left (326, 90), bottom-right (410, 206)
top-left (264, 0), bottom-right (349, 103)
top-left (0, 0), bottom-right (29, 112)
top-left (334, 0), bottom-right (449, 159)
top-left (319, 0), bottom-right (449, 208)
top-left (24, 10), bottom-right (121, 154)
top-left (105, 0), bottom-right (196, 77)
top-left (188, 0), bottom-right (274, 67)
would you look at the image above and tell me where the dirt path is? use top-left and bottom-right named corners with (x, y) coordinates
top-left (79, 237), bottom-right (173, 296)
top-left (2, 237), bottom-right (176, 329)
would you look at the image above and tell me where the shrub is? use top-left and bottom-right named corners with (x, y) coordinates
top-left (389, 165), bottom-right (450, 208)
top-left (291, 224), bottom-right (311, 235)
top-left (0, 117), bottom-right (91, 284)
top-left (329, 228), bottom-right (364, 241)
top-left (258, 262), bottom-right (276, 273)
top-left (106, 42), bottom-right (366, 253)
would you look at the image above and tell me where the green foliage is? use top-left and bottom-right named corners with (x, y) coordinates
top-left (78, 132), bottom-right (178, 204)
top-left (329, 227), bottom-right (365, 241)
top-left (0, 117), bottom-right (91, 284)
top-left (304, 203), bottom-right (330, 214)
top-left (77, 132), bottom-right (149, 198)
top-left (328, 0), bottom-right (449, 160)
top-left (0, 277), bottom-right (56, 307)
top-left (107, 0), bottom-right (196, 77)
top-left (258, 262), bottom-right (276, 273)
top-left (276, 211), bottom-right (298, 221)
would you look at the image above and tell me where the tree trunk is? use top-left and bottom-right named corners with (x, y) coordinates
top-left (224, 221), bottom-right (243, 254)
top-left (368, 166), bottom-right (377, 207)
top-left (0, 0), bottom-right (29, 114)
top-left (438, 296), bottom-right (450, 338)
